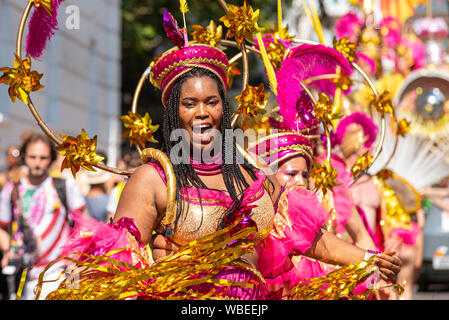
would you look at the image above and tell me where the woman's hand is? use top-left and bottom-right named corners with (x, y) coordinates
top-left (373, 250), bottom-right (402, 283)
top-left (373, 280), bottom-right (398, 300)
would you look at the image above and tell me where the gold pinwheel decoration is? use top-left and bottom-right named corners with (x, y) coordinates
top-left (190, 20), bottom-right (223, 47)
top-left (397, 118), bottom-right (411, 137)
top-left (313, 93), bottom-right (341, 128)
top-left (263, 38), bottom-right (286, 70)
top-left (234, 83), bottom-right (269, 120)
top-left (333, 37), bottom-right (357, 62)
top-left (120, 111), bottom-right (159, 148)
top-left (310, 161), bottom-right (339, 196)
top-left (272, 23), bottom-right (294, 42)
top-left (55, 129), bottom-right (104, 177)
top-left (351, 152), bottom-right (373, 179)
top-left (370, 90), bottom-right (394, 116)
top-left (333, 68), bottom-right (353, 91)
top-left (219, 2), bottom-right (260, 44)
top-left (30, 0), bottom-right (53, 16)
top-left (0, 54), bottom-right (44, 104)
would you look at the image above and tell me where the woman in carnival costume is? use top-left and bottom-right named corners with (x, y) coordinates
top-left (57, 30), bottom-right (398, 301)
top-left (246, 42), bottom-right (395, 298)
top-left (334, 9), bottom-right (427, 300)
top-left (335, 111), bottom-right (423, 300)
top-left (2, 2), bottom-right (402, 300)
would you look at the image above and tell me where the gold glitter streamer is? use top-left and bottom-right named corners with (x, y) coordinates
top-left (287, 257), bottom-right (378, 300)
top-left (39, 216), bottom-right (261, 300)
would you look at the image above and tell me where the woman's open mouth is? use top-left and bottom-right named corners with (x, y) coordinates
top-left (192, 122), bottom-right (214, 143)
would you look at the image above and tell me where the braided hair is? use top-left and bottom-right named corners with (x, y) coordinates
top-left (162, 68), bottom-right (258, 234)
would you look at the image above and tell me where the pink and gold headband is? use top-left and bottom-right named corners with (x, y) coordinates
top-left (248, 131), bottom-right (313, 169)
top-left (150, 44), bottom-right (229, 106)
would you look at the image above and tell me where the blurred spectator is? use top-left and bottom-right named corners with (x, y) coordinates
top-left (85, 170), bottom-right (111, 223)
top-left (104, 154), bottom-right (130, 195)
top-left (0, 133), bottom-right (87, 299)
top-left (49, 154), bottom-right (90, 196)
top-left (0, 145), bottom-right (26, 190)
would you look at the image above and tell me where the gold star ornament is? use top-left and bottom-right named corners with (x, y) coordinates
top-left (371, 91), bottom-right (394, 115)
top-left (120, 112), bottom-right (159, 148)
top-left (219, 2), bottom-right (260, 44)
top-left (235, 83), bottom-right (269, 120)
top-left (313, 93), bottom-right (341, 128)
top-left (190, 20), bottom-right (222, 47)
top-left (333, 37), bottom-right (357, 62)
top-left (310, 161), bottom-right (339, 196)
top-left (351, 152), bottom-right (373, 179)
top-left (30, 0), bottom-right (53, 16)
top-left (55, 129), bottom-right (104, 177)
top-left (0, 54), bottom-right (44, 104)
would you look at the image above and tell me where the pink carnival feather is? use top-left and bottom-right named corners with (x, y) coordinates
top-left (335, 12), bottom-right (363, 42)
top-left (276, 44), bottom-right (353, 129)
top-left (335, 112), bottom-right (379, 148)
top-left (379, 17), bottom-right (402, 49)
top-left (399, 35), bottom-right (427, 70)
top-left (26, 0), bottom-right (65, 59)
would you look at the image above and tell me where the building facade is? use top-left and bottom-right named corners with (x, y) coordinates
top-left (0, 0), bottom-right (122, 168)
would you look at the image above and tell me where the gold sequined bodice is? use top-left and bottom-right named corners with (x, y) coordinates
top-left (155, 176), bottom-right (275, 247)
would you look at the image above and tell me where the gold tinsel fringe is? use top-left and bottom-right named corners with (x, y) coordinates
top-left (286, 256), bottom-right (403, 300)
top-left (37, 216), bottom-right (259, 300)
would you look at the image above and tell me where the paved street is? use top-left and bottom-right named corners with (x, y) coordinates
top-left (413, 285), bottom-right (449, 300)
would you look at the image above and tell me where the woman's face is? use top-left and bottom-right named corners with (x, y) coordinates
top-left (276, 156), bottom-right (313, 190)
top-left (179, 76), bottom-right (223, 154)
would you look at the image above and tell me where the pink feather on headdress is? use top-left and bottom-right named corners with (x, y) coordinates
top-left (26, 0), bottom-right (65, 59)
top-left (399, 34), bottom-right (427, 70)
top-left (334, 12), bottom-right (363, 42)
top-left (379, 16), bottom-right (402, 49)
top-left (276, 44), bottom-right (353, 130)
top-left (335, 112), bottom-right (378, 148)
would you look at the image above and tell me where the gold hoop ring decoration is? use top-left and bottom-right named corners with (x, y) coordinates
top-left (140, 148), bottom-right (177, 230)
top-left (2, 2), bottom-right (140, 176)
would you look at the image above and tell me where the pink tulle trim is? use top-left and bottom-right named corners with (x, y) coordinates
top-left (388, 222), bottom-right (421, 245)
top-left (316, 154), bottom-right (354, 234)
top-left (257, 187), bottom-right (329, 281)
top-left (265, 256), bottom-right (330, 289)
top-left (62, 211), bottom-right (144, 268)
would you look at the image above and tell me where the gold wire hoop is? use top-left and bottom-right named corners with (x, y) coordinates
top-left (15, 3), bottom-right (133, 175)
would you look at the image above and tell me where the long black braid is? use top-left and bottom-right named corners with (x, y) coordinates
top-left (162, 68), bottom-right (258, 234)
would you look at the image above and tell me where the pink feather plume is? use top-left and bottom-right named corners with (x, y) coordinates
top-left (379, 16), bottom-right (402, 49)
top-left (26, 0), bottom-right (65, 59)
top-left (276, 44), bottom-right (353, 130)
top-left (334, 12), bottom-right (364, 42)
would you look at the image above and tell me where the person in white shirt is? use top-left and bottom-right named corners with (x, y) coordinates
top-left (0, 133), bottom-right (86, 299)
